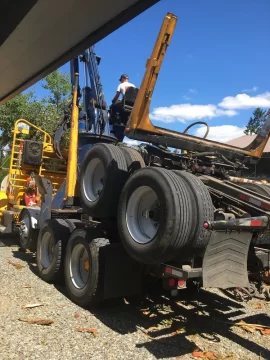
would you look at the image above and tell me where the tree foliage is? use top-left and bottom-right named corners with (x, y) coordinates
top-left (0, 70), bottom-right (71, 148)
top-left (42, 70), bottom-right (71, 113)
top-left (0, 69), bottom-right (72, 176)
top-left (244, 108), bottom-right (267, 135)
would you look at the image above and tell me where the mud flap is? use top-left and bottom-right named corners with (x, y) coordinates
top-left (202, 231), bottom-right (253, 289)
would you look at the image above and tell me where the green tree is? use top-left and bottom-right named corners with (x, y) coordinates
top-left (0, 69), bottom-right (71, 150)
top-left (42, 70), bottom-right (71, 114)
top-left (0, 91), bottom-right (45, 147)
top-left (244, 108), bottom-right (267, 135)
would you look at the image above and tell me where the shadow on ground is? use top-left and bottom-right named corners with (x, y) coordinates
top-left (7, 245), bottom-right (270, 359)
top-left (90, 290), bottom-right (270, 359)
top-left (0, 233), bottom-right (20, 247)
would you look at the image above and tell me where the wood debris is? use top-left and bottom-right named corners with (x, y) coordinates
top-left (223, 320), bottom-right (270, 335)
top-left (192, 351), bottom-right (218, 359)
top-left (22, 303), bottom-right (45, 309)
top-left (8, 259), bottom-right (25, 270)
top-left (75, 327), bottom-right (97, 337)
top-left (18, 318), bottom-right (53, 326)
top-left (253, 303), bottom-right (265, 310)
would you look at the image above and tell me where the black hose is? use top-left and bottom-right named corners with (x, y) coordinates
top-left (183, 121), bottom-right (210, 139)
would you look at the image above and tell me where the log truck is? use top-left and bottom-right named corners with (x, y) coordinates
top-left (1, 12), bottom-right (270, 305)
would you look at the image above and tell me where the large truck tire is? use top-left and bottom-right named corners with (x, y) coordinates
top-left (64, 228), bottom-right (110, 308)
top-left (173, 171), bottom-right (214, 252)
top-left (79, 143), bottom-right (127, 219)
top-left (36, 218), bottom-right (70, 283)
top-left (119, 146), bottom-right (145, 175)
top-left (117, 167), bottom-right (194, 264)
top-left (64, 219), bottom-right (85, 233)
top-left (19, 208), bottom-right (39, 252)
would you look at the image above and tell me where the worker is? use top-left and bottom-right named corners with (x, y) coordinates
top-left (110, 74), bottom-right (135, 122)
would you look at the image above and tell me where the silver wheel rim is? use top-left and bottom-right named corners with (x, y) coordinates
top-left (70, 244), bottom-right (90, 289)
top-left (40, 232), bottom-right (54, 269)
top-left (20, 213), bottom-right (30, 240)
top-left (126, 186), bottom-right (160, 244)
top-left (83, 158), bottom-right (105, 202)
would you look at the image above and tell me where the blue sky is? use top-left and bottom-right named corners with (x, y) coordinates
top-left (30, 0), bottom-right (270, 143)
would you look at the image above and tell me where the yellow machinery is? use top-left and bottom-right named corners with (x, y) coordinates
top-left (0, 119), bottom-right (67, 233)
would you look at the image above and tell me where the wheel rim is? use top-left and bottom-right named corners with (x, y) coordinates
top-left (70, 244), bottom-right (90, 289)
top-left (83, 158), bottom-right (105, 202)
top-left (126, 185), bottom-right (160, 244)
top-left (20, 213), bottom-right (30, 241)
top-left (40, 232), bottom-right (54, 269)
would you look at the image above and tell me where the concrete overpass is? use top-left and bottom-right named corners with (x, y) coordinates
top-left (0, 0), bottom-right (159, 104)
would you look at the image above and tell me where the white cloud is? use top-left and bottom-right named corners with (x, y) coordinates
top-left (189, 88), bottom-right (197, 94)
top-left (219, 92), bottom-right (270, 110)
top-left (150, 104), bottom-right (238, 123)
top-left (194, 125), bottom-right (245, 143)
top-left (122, 137), bottom-right (141, 146)
top-left (242, 86), bottom-right (258, 93)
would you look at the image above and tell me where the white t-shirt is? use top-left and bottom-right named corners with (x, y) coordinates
top-left (117, 81), bottom-right (135, 97)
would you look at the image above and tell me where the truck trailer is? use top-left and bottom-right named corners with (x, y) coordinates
top-left (1, 12), bottom-right (270, 306)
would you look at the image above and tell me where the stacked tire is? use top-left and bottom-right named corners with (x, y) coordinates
top-left (79, 143), bottom-right (145, 219)
top-left (117, 167), bottom-right (214, 264)
top-left (79, 142), bottom-right (214, 264)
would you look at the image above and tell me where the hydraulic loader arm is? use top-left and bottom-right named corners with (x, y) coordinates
top-left (125, 13), bottom-right (270, 162)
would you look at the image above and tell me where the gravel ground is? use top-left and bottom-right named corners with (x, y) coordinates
top-left (0, 237), bottom-right (270, 360)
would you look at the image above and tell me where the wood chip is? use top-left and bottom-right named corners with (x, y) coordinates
top-left (18, 318), bottom-right (53, 326)
top-left (22, 303), bottom-right (45, 309)
top-left (192, 351), bottom-right (207, 358)
top-left (8, 259), bottom-right (25, 270)
top-left (76, 328), bottom-right (97, 337)
top-left (253, 303), bottom-right (265, 310)
top-left (192, 351), bottom-right (218, 360)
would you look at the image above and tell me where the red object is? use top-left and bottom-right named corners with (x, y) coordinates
top-left (239, 193), bottom-right (249, 201)
top-left (164, 266), bottom-right (172, 274)
top-left (203, 221), bottom-right (209, 229)
top-left (261, 202), bottom-right (270, 210)
top-left (168, 278), bottom-right (176, 287)
top-left (178, 279), bottom-right (185, 288)
top-left (24, 193), bottom-right (37, 207)
top-left (250, 219), bottom-right (262, 227)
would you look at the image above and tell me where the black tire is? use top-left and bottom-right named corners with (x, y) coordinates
top-left (117, 167), bottom-right (193, 264)
top-left (173, 171), bottom-right (214, 251)
top-left (79, 143), bottom-right (128, 218)
top-left (19, 209), bottom-right (38, 252)
top-left (119, 146), bottom-right (145, 175)
top-left (241, 182), bottom-right (270, 197)
top-left (64, 219), bottom-right (85, 232)
top-left (36, 218), bottom-right (70, 283)
top-left (64, 228), bottom-right (110, 308)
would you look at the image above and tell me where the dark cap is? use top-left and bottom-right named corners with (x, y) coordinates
top-left (119, 74), bottom-right (128, 81)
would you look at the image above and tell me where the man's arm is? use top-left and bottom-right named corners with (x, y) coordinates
top-left (112, 91), bottom-right (120, 104)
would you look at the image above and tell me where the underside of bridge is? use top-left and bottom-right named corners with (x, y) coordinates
top-left (0, 0), bottom-right (158, 104)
